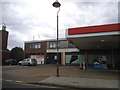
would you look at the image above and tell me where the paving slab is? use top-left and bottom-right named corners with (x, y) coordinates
top-left (39, 76), bottom-right (119, 89)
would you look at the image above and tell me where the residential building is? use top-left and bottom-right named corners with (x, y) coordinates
top-left (46, 38), bottom-right (79, 65)
top-left (24, 40), bottom-right (46, 64)
top-left (24, 38), bottom-right (79, 65)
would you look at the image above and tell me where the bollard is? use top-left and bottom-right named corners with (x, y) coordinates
top-left (83, 62), bottom-right (86, 70)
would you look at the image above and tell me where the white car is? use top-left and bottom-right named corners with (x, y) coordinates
top-left (18, 58), bottom-right (37, 66)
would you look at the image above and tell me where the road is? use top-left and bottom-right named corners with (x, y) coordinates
top-left (2, 80), bottom-right (84, 90)
top-left (2, 65), bottom-right (80, 90)
top-left (2, 81), bottom-right (118, 90)
top-left (2, 81), bottom-right (66, 90)
top-left (2, 65), bottom-right (119, 89)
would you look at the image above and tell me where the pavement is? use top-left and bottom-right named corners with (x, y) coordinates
top-left (38, 66), bottom-right (119, 89)
top-left (2, 65), bottom-right (120, 89)
top-left (39, 76), bottom-right (119, 89)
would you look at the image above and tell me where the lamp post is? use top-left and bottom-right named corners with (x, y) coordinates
top-left (52, 0), bottom-right (61, 77)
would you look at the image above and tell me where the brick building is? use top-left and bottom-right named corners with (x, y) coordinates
top-left (24, 39), bottom-right (79, 65)
top-left (0, 24), bottom-right (10, 63)
top-left (24, 40), bottom-right (47, 64)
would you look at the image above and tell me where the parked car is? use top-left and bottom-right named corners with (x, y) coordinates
top-left (18, 58), bottom-right (37, 66)
top-left (4, 59), bottom-right (18, 65)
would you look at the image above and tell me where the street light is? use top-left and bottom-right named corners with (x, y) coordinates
top-left (52, 0), bottom-right (61, 77)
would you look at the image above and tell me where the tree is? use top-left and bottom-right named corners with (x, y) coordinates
top-left (10, 47), bottom-right (24, 61)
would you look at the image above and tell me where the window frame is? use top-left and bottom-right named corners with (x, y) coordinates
top-left (29, 43), bottom-right (41, 49)
top-left (49, 41), bottom-right (59, 48)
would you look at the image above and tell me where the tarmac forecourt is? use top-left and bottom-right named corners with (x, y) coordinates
top-left (2, 65), bottom-right (119, 89)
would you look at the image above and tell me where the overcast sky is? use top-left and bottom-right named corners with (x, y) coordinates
top-left (0, 0), bottom-right (119, 50)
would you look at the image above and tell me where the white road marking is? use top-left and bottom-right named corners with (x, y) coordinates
top-left (15, 81), bottom-right (23, 83)
top-left (19, 83), bottom-right (65, 89)
top-left (4, 80), bottom-right (66, 89)
top-left (5, 80), bottom-right (12, 82)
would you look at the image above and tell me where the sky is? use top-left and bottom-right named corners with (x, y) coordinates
top-left (0, 0), bottom-right (119, 50)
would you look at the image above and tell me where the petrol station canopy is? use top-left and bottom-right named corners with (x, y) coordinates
top-left (66, 23), bottom-right (120, 50)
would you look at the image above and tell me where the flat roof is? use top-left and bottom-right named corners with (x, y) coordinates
top-left (67, 23), bottom-right (119, 50)
top-left (24, 38), bottom-right (67, 43)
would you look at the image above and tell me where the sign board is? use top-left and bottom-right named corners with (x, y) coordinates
top-left (31, 55), bottom-right (44, 64)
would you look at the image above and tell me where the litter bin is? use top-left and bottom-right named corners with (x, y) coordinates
top-left (93, 61), bottom-right (102, 69)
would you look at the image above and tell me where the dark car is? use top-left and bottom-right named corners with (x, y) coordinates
top-left (4, 59), bottom-right (18, 65)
